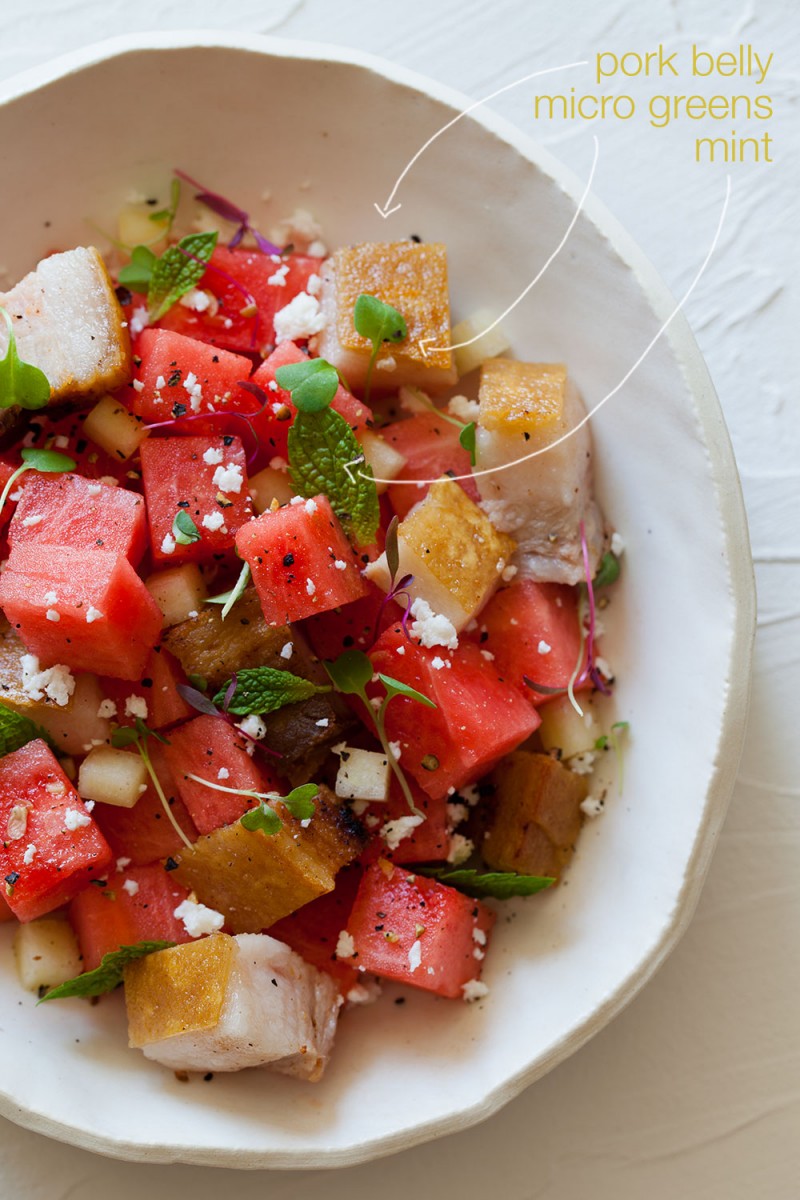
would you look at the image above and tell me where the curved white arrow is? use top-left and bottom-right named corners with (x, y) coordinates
top-left (419, 133), bottom-right (600, 360)
top-left (374, 60), bottom-right (588, 220)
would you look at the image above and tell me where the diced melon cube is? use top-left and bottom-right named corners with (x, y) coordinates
top-left (366, 480), bottom-right (516, 630)
top-left (145, 564), bottom-right (207, 628)
top-left (538, 694), bottom-right (601, 759)
top-left (31, 673), bottom-right (112, 757)
top-left (451, 309), bottom-right (511, 378)
top-left (78, 745), bottom-right (148, 809)
top-left (118, 205), bottom-right (169, 252)
top-left (358, 430), bottom-right (406, 495)
top-left (249, 467), bottom-right (295, 513)
top-left (335, 746), bottom-right (391, 801)
top-left (478, 359), bottom-right (568, 436)
top-left (13, 917), bottom-right (82, 991)
top-left (83, 394), bottom-right (149, 461)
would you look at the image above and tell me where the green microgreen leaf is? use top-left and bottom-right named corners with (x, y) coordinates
top-left (38, 940), bottom-right (175, 1002)
top-left (378, 673), bottom-right (437, 709)
top-left (110, 725), bottom-right (140, 749)
top-left (594, 551), bottom-right (621, 589)
top-left (117, 244), bottom-right (158, 294)
top-left (0, 309), bottom-right (51, 412)
top-left (213, 666), bottom-right (330, 716)
top-left (219, 561), bottom-right (251, 621)
top-left (20, 448), bottom-right (76, 473)
top-left (0, 700), bottom-right (55, 758)
top-left (353, 293), bottom-right (408, 404)
top-left (187, 674), bottom-right (208, 691)
top-left (288, 408), bottom-right (379, 545)
top-left (459, 421), bottom-right (477, 466)
top-left (240, 802), bottom-right (283, 835)
top-left (281, 783), bottom-right (319, 821)
top-left (148, 178), bottom-right (181, 230)
top-left (413, 867), bottom-right (555, 899)
top-left (172, 510), bottom-right (201, 545)
top-left (109, 722), bottom-right (191, 851)
top-left (275, 359), bottom-right (340, 413)
top-left (324, 649), bottom-right (374, 697)
top-left (146, 231), bottom-right (218, 321)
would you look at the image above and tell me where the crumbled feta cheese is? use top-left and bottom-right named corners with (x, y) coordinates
top-left (304, 498), bottom-right (318, 515)
top-left (269, 455), bottom-right (288, 471)
top-left (6, 805), bottom-right (28, 840)
top-left (267, 263), bottom-right (290, 286)
top-left (333, 559), bottom-right (347, 571)
top-left (335, 929), bottom-right (356, 960)
top-left (64, 808), bottom-right (91, 831)
top-left (408, 598), bottom-right (458, 650)
top-left (124, 695), bottom-right (148, 720)
top-left (22, 843), bottom-right (37, 865)
top-left (212, 462), bottom-right (244, 494)
top-left (160, 533), bottom-right (176, 555)
top-left (388, 741), bottom-right (402, 761)
top-left (46, 609), bottom-right (60, 623)
top-left (568, 751), bottom-right (596, 776)
top-left (447, 394), bottom-right (480, 422)
top-left (122, 879), bottom-right (140, 897)
top-left (155, 375), bottom-right (166, 390)
top-left (306, 578), bottom-right (316, 596)
top-left (472, 926), bottom-right (487, 946)
top-left (480, 649), bottom-right (494, 661)
top-left (273, 292), bottom-right (326, 343)
top-left (473, 945), bottom-right (485, 960)
top-left (408, 940), bottom-right (422, 973)
top-left (96, 698), bottom-right (117, 719)
top-left (396, 645), bottom-right (405, 656)
top-left (447, 834), bottom-right (474, 865)
top-left (345, 978), bottom-right (382, 1006)
top-left (217, 767), bottom-right (230, 780)
top-left (595, 656), bottom-right (614, 682)
top-left (238, 714), bottom-right (267, 741)
top-left (179, 287), bottom-right (213, 312)
top-left (381, 814), bottom-right (424, 851)
top-left (20, 654), bottom-right (75, 707)
top-left (308, 239), bottom-right (327, 257)
top-left (183, 371), bottom-right (204, 412)
top-left (306, 272), bottom-right (322, 297)
top-left (131, 377), bottom-right (145, 393)
top-left (173, 897), bottom-right (225, 938)
top-left (581, 794), bottom-right (605, 818)
top-left (116, 856), bottom-right (132, 872)
top-left (315, 718), bottom-right (329, 728)
top-left (269, 207), bottom-right (325, 252)
top-left (43, 590), bottom-right (58, 605)
top-left (86, 607), bottom-right (104, 623)
top-left (537, 640), bottom-right (552, 655)
top-left (610, 531), bottom-right (625, 557)
top-left (447, 802), bottom-right (468, 828)
top-left (202, 511), bottom-right (225, 532)
top-left (461, 980), bottom-right (489, 1003)
top-left (21, 514), bottom-right (43, 527)
top-left (280, 642), bottom-right (293, 660)
top-left (129, 308), bottom-right (149, 337)
top-left (202, 446), bottom-right (224, 465)
top-left (431, 656), bottom-right (446, 671)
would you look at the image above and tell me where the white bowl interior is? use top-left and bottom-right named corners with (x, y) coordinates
top-left (0, 35), bottom-right (753, 1167)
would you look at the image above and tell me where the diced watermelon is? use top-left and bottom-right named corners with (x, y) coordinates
top-left (140, 434), bottom-right (252, 566)
top-left (0, 892), bottom-right (15, 922)
top-left (154, 247), bottom-right (324, 354)
top-left (235, 495), bottom-right (369, 625)
top-left (130, 328), bottom-right (254, 425)
top-left (368, 624), bottom-right (541, 800)
top-left (268, 864), bottom-right (362, 993)
top-left (91, 744), bottom-right (198, 866)
top-left (8, 473), bottom-right (147, 566)
top-left (383, 413), bottom-right (480, 520)
top-left (69, 863), bottom-right (193, 971)
top-left (0, 740), bottom-right (112, 922)
top-left (475, 579), bottom-right (588, 703)
top-left (100, 647), bottom-right (194, 731)
top-left (161, 715), bottom-right (284, 836)
top-left (360, 778), bottom-right (452, 865)
top-left (250, 341), bottom-right (372, 437)
top-left (303, 581), bottom-right (401, 662)
top-left (0, 544), bottom-right (163, 680)
top-left (345, 862), bottom-right (494, 999)
top-left (14, 408), bottom-right (138, 485)
top-left (0, 459), bottom-right (19, 530)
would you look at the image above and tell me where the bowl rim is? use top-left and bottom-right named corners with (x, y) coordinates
top-left (0, 29), bottom-right (757, 1169)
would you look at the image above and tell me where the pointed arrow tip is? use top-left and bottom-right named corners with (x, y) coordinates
top-left (373, 202), bottom-right (402, 219)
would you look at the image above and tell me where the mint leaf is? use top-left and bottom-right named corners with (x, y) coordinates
top-left (39, 940), bottom-right (175, 1001)
top-left (213, 667), bottom-right (331, 716)
top-left (459, 421), bottom-right (477, 466)
top-left (594, 550), bottom-right (621, 589)
top-left (281, 783), bottom-right (319, 821)
top-left (378, 673), bottom-right (437, 709)
top-left (172, 510), bottom-right (201, 545)
top-left (324, 649), bottom-right (373, 697)
top-left (0, 309), bottom-right (51, 411)
top-left (148, 232), bottom-right (217, 321)
top-left (414, 868), bottom-right (555, 899)
top-left (288, 407), bottom-right (379, 545)
top-left (0, 701), bottom-right (54, 758)
top-left (240, 802), bottom-right (282, 835)
top-left (118, 245), bottom-right (158, 294)
top-left (275, 359), bottom-right (340, 413)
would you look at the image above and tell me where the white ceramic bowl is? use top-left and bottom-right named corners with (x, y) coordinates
top-left (0, 32), bottom-right (754, 1168)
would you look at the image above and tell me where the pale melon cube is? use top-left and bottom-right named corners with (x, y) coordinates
top-left (538, 694), bottom-right (601, 759)
top-left (335, 747), bottom-right (391, 802)
top-left (145, 564), bottom-right (207, 628)
top-left (451, 309), bottom-right (511, 378)
top-left (78, 744), bottom-right (148, 808)
top-left (35, 673), bottom-right (112, 756)
top-left (14, 918), bottom-right (82, 992)
top-left (83, 394), bottom-right (149, 460)
top-left (118, 204), bottom-right (168, 251)
top-left (358, 430), bottom-right (406, 494)
top-left (249, 467), bottom-right (295, 513)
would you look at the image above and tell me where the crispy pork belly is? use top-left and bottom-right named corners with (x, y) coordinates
top-left (0, 247), bottom-right (131, 401)
top-left (475, 360), bottom-right (605, 584)
top-left (126, 933), bottom-right (341, 1080)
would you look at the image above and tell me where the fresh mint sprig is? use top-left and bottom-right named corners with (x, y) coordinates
top-left (413, 867), bottom-right (555, 899)
top-left (353, 294), bottom-right (407, 404)
top-left (39, 941), bottom-right (175, 1002)
top-left (118, 231), bottom-right (218, 321)
top-left (289, 407), bottom-right (379, 545)
top-left (0, 700), bottom-right (55, 758)
top-left (211, 667), bottom-right (331, 716)
top-left (0, 309), bottom-right (51, 411)
top-left (325, 649), bottom-right (435, 817)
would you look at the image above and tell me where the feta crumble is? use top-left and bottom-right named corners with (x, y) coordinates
top-left (64, 808), bottom-right (91, 831)
top-left (335, 929), bottom-right (356, 960)
top-left (407, 940), bottom-right (422, 973)
top-left (238, 714), bottom-right (267, 741)
top-left (115, 856), bottom-right (132, 872)
top-left (461, 980), bottom-right (489, 1003)
top-left (447, 834), bottom-right (474, 865)
top-left (202, 511), bottom-right (225, 532)
top-left (273, 292), bottom-right (326, 343)
top-left (124, 695), bottom-right (148, 720)
top-left (22, 843), bottom-right (37, 866)
top-left (173, 897), bottom-right (225, 938)
top-left (86, 607), bottom-right (104, 624)
top-left (537, 640), bottom-right (552, 655)
top-left (610, 531), bottom-right (625, 556)
top-left (46, 609), bottom-right (60, 622)
top-left (96, 699), bottom-right (117, 719)
top-left (408, 598), bottom-right (458, 650)
top-left (568, 751), bottom-right (596, 776)
top-left (280, 642), bottom-right (294, 660)
top-left (122, 879), bottom-right (140, 897)
top-left (333, 559), bottom-right (347, 571)
top-left (381, 814), bottom-right (424, 850)
top-left (306, 578), bottom-right (316, 596)
top-left (447, 394), bottom-right (480, 422)
top-left (20, 655), bottom-right (75, 707)
top-left (217, 767), bottom-right (230, 781)
top-left (202, 446), bottom-right (224, 465)
top-left (21, 514), bottom-right (43, 527)
top-left (160, 533), bottom-right (176, 555)
top-left (212, 463), bottom-right (244, 494)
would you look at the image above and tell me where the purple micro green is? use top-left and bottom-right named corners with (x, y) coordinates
top-left (175, 169), bottom-right (282, 256)
top-left (223, 673), bottom-right (239, 713)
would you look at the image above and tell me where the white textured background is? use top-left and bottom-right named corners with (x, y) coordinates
top-left (0, 1), bottom-right (797, 1196)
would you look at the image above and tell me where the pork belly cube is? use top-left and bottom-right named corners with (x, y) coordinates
top-left (365, 479), bottom-right (516, 631)
top-left (173, 785), bottom-right (367, 933)
top-left (475, 360), bottom-right (605, 585)
top-left (0, 247), bottom-right (131, 402)
top-left (316, 242), bottom-right (457, 392)
top-left (482, 751), bottom-right (588, 880)
top-left (125, 932), bottom-right (341, 1080)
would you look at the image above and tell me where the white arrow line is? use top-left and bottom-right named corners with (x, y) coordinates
top-left (419, 134), bottom-right (600, 360)
top-left (342, 454), bottom-right (366, 484)
top-left (373, 60), bottom-right (588, 219)
top-left (366, 174), bottom-right (732, 486)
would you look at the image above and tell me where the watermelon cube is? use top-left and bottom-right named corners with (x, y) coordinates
top-left (267, 864), bottom-right (363, 993)
top-left (383, 412), bottom-right (480, 520)
top-left (0, 740), bottom-right (112, 922)
top-left (0, 543), bottom-right (163, 680)
top-left (9, 473), bottom-right (147, 566)
top-left (100, 646), bottom-right (194, 731)
top-left (130, 328), bottom-right (254, 424)
top-left (360, 778), bottom-right (452, 865)
top-left (345, 862), bottom-right (494, 998)
top-left (235, 495), bottom-right (368, 626)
